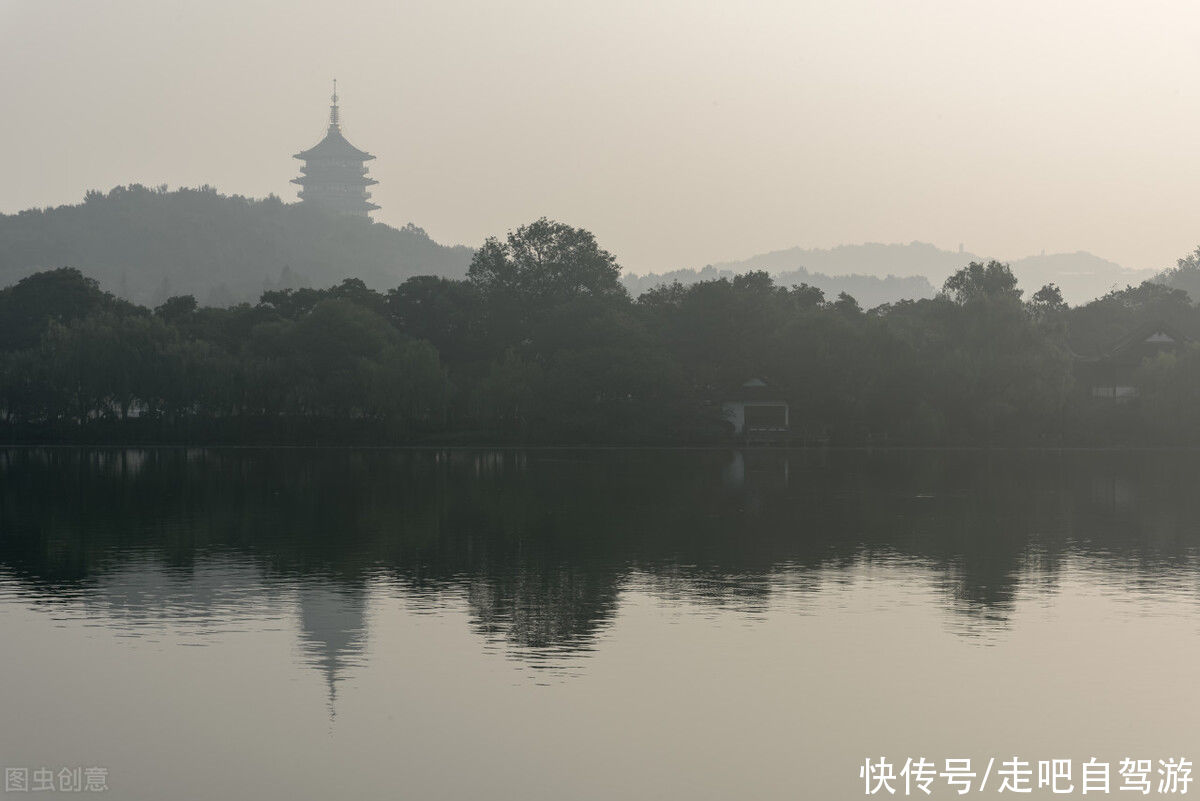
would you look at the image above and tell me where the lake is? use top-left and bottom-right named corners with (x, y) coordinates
top-left (1, 447), bottom-right (1198, 799)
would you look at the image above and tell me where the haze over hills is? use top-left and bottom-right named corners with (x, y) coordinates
top-left (0, 186), bottom-right (1167, 310)
top-left (625, 242), bottom-right (1157, 307)
top-left (620, 266), bottom-right (937, 310)
top-left (0, 185), bottom-right (474, 306)
top-left (711, 241), bottom-right (974, 282)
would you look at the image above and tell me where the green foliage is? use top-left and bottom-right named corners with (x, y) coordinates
top-left (9, 228), bottom-right (1200, 445)
top-left (386, 276), bottom-right (485, 365)
top-left (1066, 281), bottom-right (1194, 358)
top-left (473, 350), bottom-right (543, 432)
top-left (468, 218), bottom-right (626, 305)
top-left (1136, 346), bottom-right (1200, 441)
top-left (941, 260), bottom-right (1021, 305)
top-left (1156, 246), bottom-right (1200, 303)
top-left (0, 267), bottom-right (137, 350)
top-left (155, 294), bottom-right (198, 322)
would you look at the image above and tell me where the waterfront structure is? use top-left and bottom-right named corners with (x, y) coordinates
top-left (292, 82), bottom-right (379, 218)
top-left (1082, 322), bottom-right (1189, 402)
top-left (721, 378), bottom-right (790, 439)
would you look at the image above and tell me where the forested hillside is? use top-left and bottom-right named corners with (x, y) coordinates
top-left (0, 185), bottom-right (474, 306)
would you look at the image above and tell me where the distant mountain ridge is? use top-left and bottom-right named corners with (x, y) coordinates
top-left (629, 241), bottom-right (1155, 307)
top-left (0, 185), bottom-right (474, 306)
top-left (1007, 252), bottom-right (1154, 306)
top-left (711, 241), bottom-right (971, 281)
top-left (622, 265), bottom-right (937, 310)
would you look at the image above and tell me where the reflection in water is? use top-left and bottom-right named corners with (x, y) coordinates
top-left (297, 582), bottom-right (367, 715)
top-left (3, 447), bottom-right (1200, 659)
top-left (5, 448), bottom-right (1200, 799)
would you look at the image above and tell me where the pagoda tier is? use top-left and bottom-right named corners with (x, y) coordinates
top-left (293, 83), bottom-right (379, 218)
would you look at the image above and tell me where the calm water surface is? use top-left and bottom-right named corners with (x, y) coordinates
top-left (2, 448), bottom-right (1199, 799)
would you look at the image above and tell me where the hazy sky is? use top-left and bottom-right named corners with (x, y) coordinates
top-left (4, 0), bottom-right (1200, 274)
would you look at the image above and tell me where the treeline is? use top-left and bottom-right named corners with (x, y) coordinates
top-left (4, 217), bottom-right (1200, 445)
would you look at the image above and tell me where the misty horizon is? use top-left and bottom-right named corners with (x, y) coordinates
top-left (0, 182), bottom-right (1159, 308)
top-left (6, 0), bottom-right (1200, 278)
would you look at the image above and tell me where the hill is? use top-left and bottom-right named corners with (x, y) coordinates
top-left (710, 241), bottom-right (972, 282)
top-left (0, 184), bottom-right (474, 306)
top-left (1007, 252), bottom-right (1154, 306)
top-left (622, 265), bottom-right (936, 309)
top-left (682, 241), bottom-right (1153, 306)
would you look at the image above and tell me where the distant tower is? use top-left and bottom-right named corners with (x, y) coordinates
top-left (292, 81), bottom-right (379, 218)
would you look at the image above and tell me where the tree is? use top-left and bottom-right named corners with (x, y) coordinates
top-left (832, 291), bottom-right (862, 315)
top-left (284, 299), bottom-right (398, 416)
top-left (1134, 346), bottom-right (1200, 442)
top-left (1066, 281), bottom-right (1194, 358)
top-left (1157, 245), bottom-right (1200, 303)
top-left (474, 349), bottom-right (543, 432)
top-left (0, 267), bottom-right (135, 350)
top-left (1030, 283), bottom-right (1065, 313)
top-left (942, 261), bottom-right (1021, 305)
top-left (155, 294), bottom-right (198, 322)
top-left (1027, 284), bottom-right (1067, 328)
top-left (386, 276), bottom-right (485, 365)
top-left (467, 218), bottom-right (626, 305)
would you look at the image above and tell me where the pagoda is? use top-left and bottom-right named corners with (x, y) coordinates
top-left (292, 81), bottom-right (379, 218)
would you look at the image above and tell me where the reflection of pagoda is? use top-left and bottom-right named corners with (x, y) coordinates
top-left (297, 582), bottom-right (368, 720)
top-left (292, 81), bottom-right (379, 218)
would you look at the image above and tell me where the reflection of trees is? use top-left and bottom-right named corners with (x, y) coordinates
top-left (467, 569), bottom-right (620, 657)
top-left (5, 447), bottom-right (1200, 659)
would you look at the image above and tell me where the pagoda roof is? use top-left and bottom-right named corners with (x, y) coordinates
top-left (294, 125), bottom-right (375, 161)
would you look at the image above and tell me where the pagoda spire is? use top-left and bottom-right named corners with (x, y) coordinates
top-left (292, 83), bottom-right (380, 219)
